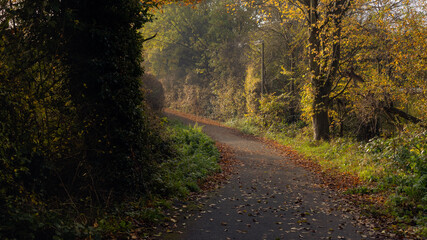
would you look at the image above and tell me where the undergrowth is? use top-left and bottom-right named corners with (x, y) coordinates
top-left (94, 120), bottom-right (221, 238)
top-left (0, 120), bottom-right (220, 239)
top-left (226, 117), bottom-right (426, 238)
top-left (157, 120), bottom-right (221, 196)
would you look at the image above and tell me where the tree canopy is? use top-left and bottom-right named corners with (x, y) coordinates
top-left (144, 0), bottom-right (426, 139)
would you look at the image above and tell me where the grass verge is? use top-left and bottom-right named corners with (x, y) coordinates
top-left (158, 120), bottom-right (221, 196)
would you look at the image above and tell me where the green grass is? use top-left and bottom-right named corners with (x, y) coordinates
top-left (158, 120), bottom-right (221, 196)
top-left (226, 118), bottom-right (261, 135)
top-left (267, 131), bottom-right (383, 181)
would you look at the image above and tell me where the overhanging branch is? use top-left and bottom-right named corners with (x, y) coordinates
top-left (384, 106), bottom-right (425, 127)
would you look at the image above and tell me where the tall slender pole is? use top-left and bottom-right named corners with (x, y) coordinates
top-left (261, 40), bottom-right (265, 96)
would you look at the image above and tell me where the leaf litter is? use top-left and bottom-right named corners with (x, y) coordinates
top-left (144, 110), bottom-right (419, 239)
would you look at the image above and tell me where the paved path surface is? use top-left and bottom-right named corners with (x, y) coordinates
top-left (163, 112), bottom-right (379, 240)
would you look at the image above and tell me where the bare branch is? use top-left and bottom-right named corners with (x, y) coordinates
top-left (143, 33), bottom-right (157, 42)
top-left (329, 77), bottom-right (352, 101)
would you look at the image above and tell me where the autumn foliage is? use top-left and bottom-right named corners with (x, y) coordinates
top-left (143, 0), bottom-right (426, 236)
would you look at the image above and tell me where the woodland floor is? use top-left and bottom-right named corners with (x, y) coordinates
top-left (154, 110), bottom-right (397, 240)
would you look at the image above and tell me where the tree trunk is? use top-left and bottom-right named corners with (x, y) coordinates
top-left (312, 92), bottom-right (330, 140)
top-left (306, 0), bottom-right (347, 141)
top-left (308, 5), bottom-right (331, 141)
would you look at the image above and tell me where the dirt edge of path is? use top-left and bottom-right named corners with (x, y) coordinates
top-left (197, 142), bottom-right (241, 192)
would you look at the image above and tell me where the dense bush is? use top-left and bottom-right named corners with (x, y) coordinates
top-left (0, 0), bottom-right (168, 238)
top-left (62, 0), bottom-right (162, 196)
top-left (142, 73), bottom-right (165, 111)
top-left (256, 93), bottom-right (301, 129)
top-left (364, 128), bottom-right (426, 226)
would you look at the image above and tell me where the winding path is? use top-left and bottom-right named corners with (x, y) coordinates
top-left (162, 111), bottom-right (380, 240)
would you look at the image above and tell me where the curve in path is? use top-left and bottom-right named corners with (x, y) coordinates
top-left (164, 112), bottom-right (377, 240)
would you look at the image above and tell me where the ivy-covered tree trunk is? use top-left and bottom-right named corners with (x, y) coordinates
top-left (62, 0), bottom-right (156, 195)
